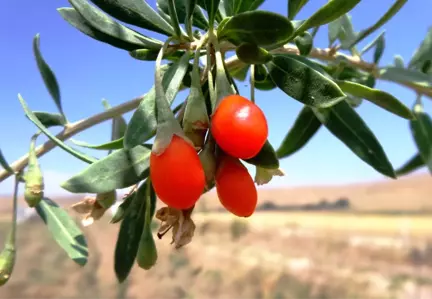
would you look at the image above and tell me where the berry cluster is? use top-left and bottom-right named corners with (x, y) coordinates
top-left (150, 94), bottom-right (268, 217)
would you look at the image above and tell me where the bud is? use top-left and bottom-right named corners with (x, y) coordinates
top-left (0, 237), bottom-right (15, 286)
top-left (24, 135), bottom-right (44, 208)
top-left (136, 228), bottom-right (158, 270)
top-left (236, 43), bottom-right (273, 65)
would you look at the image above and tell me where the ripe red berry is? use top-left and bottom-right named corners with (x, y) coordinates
top-left (150, 135), bottom-right (206, 210)
top-left (211, 95), bottom-right (268, 160)
top-left (215, 155), bottom-right (258, 217)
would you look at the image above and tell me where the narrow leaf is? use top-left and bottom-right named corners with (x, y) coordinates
top-left (18, 94), bottom-right (97, 164)
top-left (33, 34), bottom-right (63, 116)
top-left (379, 67), bottom-right (432, 88)
top-left (224, 0), bottom-right (264, 16)
top-left (295, 0), bottom-right (361, 35)
top-left (395, 153), bottom-right (425, 176)
top-left (276, 106), bottom-right (321, 158)
top-left (157, 0), bottom-right (209, 30)
top-left (359, 31), bottom-right (385, 56)
top-left (102, 99), bottom-right (127, 142)
top-left (373, 33), bottom-right (385, 64)
top-left (185, 0), bottom-right (198, 37)
top-left (266, 54), bottom-right (346, 108)
top-left (70, 137), bottom-right (124, 151)
top-left (409, 27), bottom-right (432, 70)
top-left (288, 0), bottom-right (308, 20)
top-left (33, 111), bottom-right (66, 128)
top-left (110, 191), bottom-right (136, 224)
top-left (124, 53), bottom-right (192, 149)
top-left (312, 101), bottom-right (396, 178)
top-left (346, 0), bottom-right (408, 49)
top-left (167, 0), bottom-right (187, 39)
top-left (58, 8), bottom-right (152, 51)
top-left (88, 0), bottom-right (174, 36)
top-left (201, 0), bottom-right (221, 25)
top-left (410, 103), bottom-right (432, 174)
top-left (61, 3), bottom-right (162, 51)
top-left (336, 80), bottom-right (414, 119)
top-left (243, 140), bottom-right (279, 169)
top-left (217, 10), bottom-right (294, 48)
top-left (35, 197), bottom-right (88, 266)
top-left (114, 183), bottom-right (146, 282)
top-left (328, 17), bottom-right (342, 46)
top-left (61, 144), bottom-right (151, 193)
top-left (0, 149), bottom-right (14, 174)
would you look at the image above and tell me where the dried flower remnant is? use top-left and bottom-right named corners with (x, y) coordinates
top-left (155, 206), bottom-right (196, 249)
top-left (70, 191), bottom-right (116, 226)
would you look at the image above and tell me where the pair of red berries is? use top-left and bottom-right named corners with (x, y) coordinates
top-left (150, 95), bottom-right (268, 217)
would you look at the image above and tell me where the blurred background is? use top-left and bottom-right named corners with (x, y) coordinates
top-left (1, 0), bottom-right (432, 298)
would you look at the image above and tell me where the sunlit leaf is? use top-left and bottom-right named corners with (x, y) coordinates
top-left (276, 106), bottom-right (321, 158)
top-left (373, 33), bottom-right (385, 64)
top-left (288, 0), bottom-right (308, 20)
top-left (379, 67), bottom-right (432, 88)
top-left (59, 3), bottom-right (162, 51)
top-left (224, 0), bottom-right (264, 16)
top-left (70, 137), bottom-right (124, 151)
top-left (409, 27), bottom-right (432, 70)
top-left (35, 197), bottom-right (88, 266)
top-left (336, 80), bottom-right (413, 119)
top-left (124, 53), bottom-right (192, 149)
top-left (157, 0), bottom-right (209, 30)
top-left (88, 0), bottom-right (174, 35)
top-left (33, 34), bottom-right (64, 116)
top-left (266, 54), bottom-right (346, 108)
top-left (18, 94), bottom-right (97, 164)
top-left (359, 31), bottom-right (385, 56)
top-left (313, 101), bottom-right (395, 178)
top-left (346, 0), bottom-right (408, 49)
top-left (60, 144), bottom-right (151, 193)
top-left (395, 153), bottom-right (425, 176)
top-left (410, 103), bottom-right (432, 174)
top-left (217, 10), bottom-right (294, 48)
top-left (295, 0), bottom-right (361, 36)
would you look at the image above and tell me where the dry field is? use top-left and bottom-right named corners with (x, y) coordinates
top-left (0, 174), bottom-right (431, 299)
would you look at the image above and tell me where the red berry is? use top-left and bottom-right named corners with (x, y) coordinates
top-left (211, 95), bottom-right (268, 160)
top-left (150, 135), bottom-right (205, 210)
top-left (215, 155), bottom-right (258, 217)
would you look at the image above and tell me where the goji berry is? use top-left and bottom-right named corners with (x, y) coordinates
top-left (150, 135), bottom-right (205, 210)
top-left (215, 154), bottom-right (258, 217)
top-left (211, 95), bottom-right (268, 159)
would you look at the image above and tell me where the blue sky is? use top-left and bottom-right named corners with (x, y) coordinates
top-left (1, 0), bottom-right (431, 195)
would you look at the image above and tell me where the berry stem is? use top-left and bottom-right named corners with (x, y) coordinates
top-left (153, 38), bottom-right (191, 154)
top-left (250, 64), bottom-right (256, 104)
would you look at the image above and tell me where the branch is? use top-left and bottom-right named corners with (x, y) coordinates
top-left (1, 42), bottom-right (431, 184)
top-left (0, 95), bottom-right (144, 183)
top-left (225, 44), bottom-right (432, 99)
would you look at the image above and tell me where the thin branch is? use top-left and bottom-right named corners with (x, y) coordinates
top-left (1, 42), bottom-right (432, 183)
top-left (0, 95), bottom-right (144, 183)
top-left (225, 44), bottom-right (432, 98)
